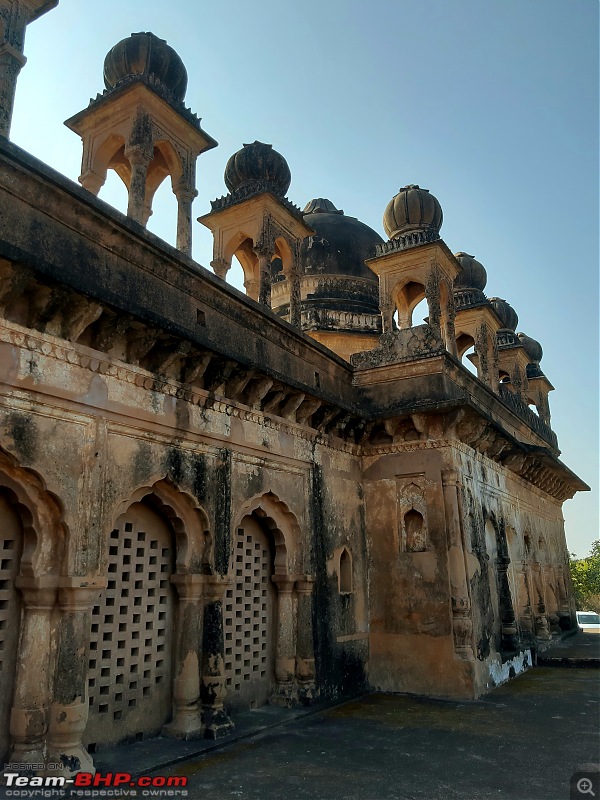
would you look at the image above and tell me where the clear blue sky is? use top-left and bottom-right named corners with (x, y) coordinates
top-left (11, 0), bottom-right (598, 556)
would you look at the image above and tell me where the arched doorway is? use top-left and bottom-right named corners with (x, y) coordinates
top-left (223, 515), bottom-right (276, 711)
top-left (0, 489), bottom-right (24, 762)
top-left (84, 500), bottom-right (175, 749)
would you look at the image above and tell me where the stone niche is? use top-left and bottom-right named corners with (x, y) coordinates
top-left (397, 474), bottom-right (429, 553)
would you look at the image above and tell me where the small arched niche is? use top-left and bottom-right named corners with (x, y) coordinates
top-left (339, 547), bottom-right (353, 593)
top-left (404, 509), bottom-right (426, 552)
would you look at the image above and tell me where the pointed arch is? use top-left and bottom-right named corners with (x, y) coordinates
top-left (110, 477), bottom-right (212, 573)
top-left (0, 446), bottom-right (67, 577)
top-left (233, 491), bottom-right (301, 576)
top-left (339, 547), bottom-right (353, 593)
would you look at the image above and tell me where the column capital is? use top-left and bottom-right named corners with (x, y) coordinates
top-left (0, 42), bottom-right (27, 67)
top-left (57, 576), bottom-right (107, 611)
top-left (173, 180), bottom-right (198, 203)
top-left (170, 572), bottom-right (205, 601)
top-left (203, 574), bottom-right (233, 602)
top-left (271, 574), bottom-right (295, 594)
top-left (441, 468), bottom-right (461, 487)
top-left (15, 575), bottom-right (58, 609)
top-left (211, 258), bottom-right (231, 280)
top-left (294, 575), bottom-right (315, 595)
top-left (124, 143), bottom-right (153, 165)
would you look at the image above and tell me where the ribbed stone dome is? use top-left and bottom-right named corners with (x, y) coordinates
top-left (489, 297), bottom-right (519, 332)
top-left (383, 185), bottom-right (443, 240)
top-left (104, 32), bottom-right (188, 101)
top-left (454, 252), bottom-right (487, 291)
top-left (224, 141), bottom-right (291, 196)
top-left (300, 199), bottom-right (383, 280)
top-left (518, 333), bottom-right (543, 363)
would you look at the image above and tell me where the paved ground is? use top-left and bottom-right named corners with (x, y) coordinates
top-left (13, 632), bottom-right (593, 800)
top-left (151, 635), bottom-right (599, 800)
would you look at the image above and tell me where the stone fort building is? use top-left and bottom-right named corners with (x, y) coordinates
top-left (0, 4), bottom-right (589, 776)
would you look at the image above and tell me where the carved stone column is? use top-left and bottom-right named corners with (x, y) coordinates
top-left (125, 147), bottom-right (152, 225)
top-left (380, 295), bottom-right (394, 334)
top-left (556, 566), bottom-right (573, 630)
top-left (200, 575), bottom-right (234, 739)
top-left (163, 574), bottom-right (205, 740)
top-left (529, 562), bottom-right (551, 640)
top-left (270, 575), bottom-right (297, 706)
top-left (0, 43), bottom-right (25, 138)
top-left (442, 470), bottom-right (475, 661)
top-left (254, 247), bottom-right (273, 308)
top-left (174, 182), bottom-right (197, 257)
top-left (542, 564), bottom-right (560, 633)
top-left (9, 577), bottom-right (57, 767)
top-left (288, 242), bottom-right (302, 327)
top-left (495, 553), bottom-right (519, 649)
top-left (514, 560), bottom-right (534, 641)
top-left (294, 576), bottom-right (316, 702)
top-left (46, 579), bottom-right (106, 776)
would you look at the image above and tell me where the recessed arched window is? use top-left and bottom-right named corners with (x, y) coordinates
top-left (339, 547), bottom-right (352, 593)
top-left (404, 509), bottom-right (425, 552)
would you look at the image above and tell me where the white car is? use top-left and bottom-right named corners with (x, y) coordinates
top-left (576, 611), bottom-right (600, 633)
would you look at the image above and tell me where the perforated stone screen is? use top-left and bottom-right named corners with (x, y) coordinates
top-left (0, 491), bottom-right (23, 761)
top-left (85, 502), bottom-right (174, 748)
top-left (223, 518), bottom-right (274, 710)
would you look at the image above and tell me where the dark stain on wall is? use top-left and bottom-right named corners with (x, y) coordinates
top-left (214, 448), bottom-right (231, 575)
top-left (6, 411), bottom-right (38, 463)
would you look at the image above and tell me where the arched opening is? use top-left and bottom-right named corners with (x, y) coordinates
top-left (228, 255), bottom-right (247, 293)
top-left (0, 488), bottom-right (24, 763)
top-left (84, 499), bottom-right (176, 750)
top-left (499, 370), bottom-right (511, 385)
top-left (223, 514), bottom-right (277, 711)
top-left (404, 509), bottom-right (426, 552)
top-left (393, 281), bottom-right (427, 329)
top-left (339, 548), bottom-right (352, 593)
top-left (100, 168), bottom-right (129, 216)
top-left (146, 177), bottom-right (178, 247)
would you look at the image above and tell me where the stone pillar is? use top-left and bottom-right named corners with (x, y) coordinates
top-left (200, 575), bottom-right (234, 739)
top-left (556, 566), bottom-right (572, 630)
top-left (9, 577), bottom-right (57, 767)
top-left (514, 560), bottom-right (534, 641)
top-left (255, 248), bottom-right (273, 308)
top-left (125, 147), bottom-right (151, 225)
top-left (442, 470), bottom-right (475, 661)
top-left (288, 242), bottom-right (301, 327)
top-left (294, 576), bottom-right (316, 703)
top-left (271, 575), bottom-right (297, 706)
top-left (46, 579), bottom-right (105, 776)
top-left (496, 553), bottom-right (519, 649)
top-left (174, 182), bottom-right (197, 257)
top-left (529, 562), bottom-right (551, 640)
top-left (380, 296), bottom-right (394, 334)
top-left (537, 394), bottom-right (551, 426)
top-left (542, 564), bottom-right (560, 633)
top-left (0, 41), bottom-right (25, 138)
top-left (244, 273), bottom-right (260, 302)
top-left (163, 574), bottom-right (205, 740)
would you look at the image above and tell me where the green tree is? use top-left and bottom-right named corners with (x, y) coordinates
top-left (570, 540), bottom-right (600, 612)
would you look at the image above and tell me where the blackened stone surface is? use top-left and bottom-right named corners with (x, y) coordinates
top-left (301, 203), bottom-right (384, 281)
